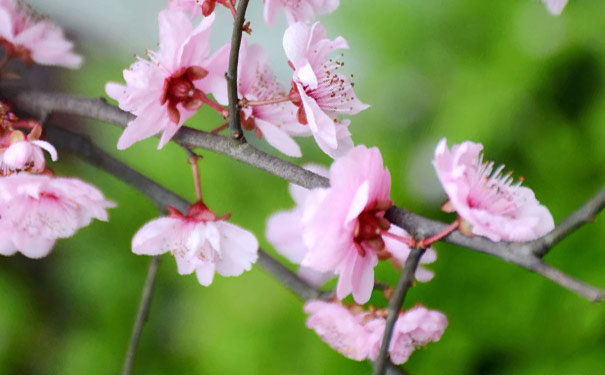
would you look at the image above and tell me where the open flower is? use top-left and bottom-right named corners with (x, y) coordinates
top-left (0, 0), bottom-right (82, 68)
top-left (106, 10), bottom-right (229, 150)
top-left (542, 0), bottom-right (568, 15)
top-left (433, 138), bottom-right (555, 242)
top-left (236, 38), bottom-right (308, 157)
top-left (283, 22), bottom-right (368, 158)
top-left (132, 202), bottom-right (258, 286)
top-left (1, 139), bottom-right (57, 173)
top-left (266, 147), bottom-right (436, 304)
top-left (0, 174), bottom-right (115, 258)
top-left (264, 0), bottom-right (339, 26)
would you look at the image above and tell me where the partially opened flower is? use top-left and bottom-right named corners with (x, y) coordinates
top-left (433, 138), bottom-right (555, 242)
top-left (542, 0), bottom-right (568, 15)
top-left (267, 146), bottom-right (436, 304)
top-left (0, 174), bottom-right (115, 258)
top-left (304, 300), bottom-right (372, 361)
top-left (132, 202), bottom-right (258, 286)
top-left (264, 0), bottom-right (339, 26)
top-left (106, 10), bottom-right (229, 150)
top-left (0, 0), bottom-right (82, 68)
top-left (283, 22), bottom-right (368, 157)
top-left (236, 38), bottom-right (308, 157)
top-left (1, 139), bottom-right (57, 173)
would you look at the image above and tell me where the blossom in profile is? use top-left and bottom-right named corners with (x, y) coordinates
top-left (283, 22), bottom-right (368, 158)
top-left (0, 0), bottom-right (82, 68)
top-left (0, 174), bottom-right (115, 258)
top-left (304, 300), bottom-right (371, 361)
top-left (236, 39), bottom-right (308, 157)
top-left (433, 138), bottom-right (554, 242)
top-left (106, 10), bottom-right (229, 150)
top-left (1, 139), bottom-right (57, 173)
top-left (542, 0), bottom-right (568, 15)
top-left (264, 0), bottom-right (339, 26)
top-left (267, 147), bottom-right (436, 304)
top-left (132, 202), bottom-right (258, 286)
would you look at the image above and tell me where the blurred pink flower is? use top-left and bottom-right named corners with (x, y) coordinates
top-left (106, 10), bottom-right (229, 150)
top-left (367, 306), bottom-right (448, 364)
top-left (0, 0), bottom-right (82, 68)
top-left (433, 138), bottom-right (554, 242)
top-left (167, 0), bottom-right (202, 17)
top-left (132, 202), bottom-right (258, 286)
top-left (0, 174), bottom-right (115, 258)
top-left (236, 38), bottom-right (308, 157)
top-left (264, 0), bottom-right (339, 26)
top-left (1, 139), bottom-right (57, 173)
top-left (304, 300), bottom-right (372, 361)
top-left (283, 22), bottom-right (368, 157)
top-left (542, 0), bottom-right (568, 15)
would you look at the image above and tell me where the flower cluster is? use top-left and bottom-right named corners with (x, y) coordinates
top-left (304, 300), bottom-right (447, 364)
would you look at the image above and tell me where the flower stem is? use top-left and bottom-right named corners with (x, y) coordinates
top-left (240, 96), bottom-right (290, 107)
top-left (198, 94), bottom-right (229, 119)
top-left (210, 122), bottom-right (229, 134)
top-left (417, 219), bottom-right (460, 248)
top-left (381, 230), bottom-right (412, 246)
top-left (188, 155), bottom-right (203, 201)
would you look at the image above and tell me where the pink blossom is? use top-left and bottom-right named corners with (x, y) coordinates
top-left (0, 174), bottom-right (115, 258)
top-left (236, 38), bottom-right (308, 157)
top-left (106, 10), bottom-right (229, 150)
top-left (264, 0), bottom-right (339, 26)
top-left (433, 139), bottom-right (555, 242)
top-left (1, 139), bottom-right (57, 173)
top-left (542, 0), bottom-right (568, 15)
top-left (132, 202), bottom-right (258, 286)
top-left (304, 300), bottom-right (371, 361)
top-left (367, 306), bottom-right (448, 365)
top-left (0, 0), bottom-right (82, 68)
top-left (283, 22), bottom-right (368, 157)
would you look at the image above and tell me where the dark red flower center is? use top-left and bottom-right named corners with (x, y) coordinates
top-left (353, 200), bottom-right (393, 257)
top-left (160, 66), bottom-right (208, 124)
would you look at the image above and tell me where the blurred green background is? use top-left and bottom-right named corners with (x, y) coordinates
top-left (1, 0), bottom-right (605, 374)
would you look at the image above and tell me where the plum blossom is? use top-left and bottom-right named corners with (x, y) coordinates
top-left (1, 139), bottom-right (57, 173)
top-left (304, 300), bottom-right (447, 364)
top-left (132, 202), bottom-right (258, 286)
top-left (542, 0), bottom-right (568, 15)
top-left (264, 0), bottom-right (339, 26)
top-left (0, 0), bottom-right (82, 68)
top-left (283, 22), bottom-right (368, 158)
top-left (236, 38), bottom-right (308, 157)
top-left (0, 174), bottom-right (115, 258)
top-left (433, 139), bottom-right (555, 242)
top-left (266, 147), bottom-right (436, 304)
top-left (106, 10), bottom-right (229, 150)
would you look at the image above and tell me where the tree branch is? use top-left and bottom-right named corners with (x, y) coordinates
top-left (5, 90), bottom-right (605, 302)
top-left (373, 248), bottom-right (424, 375)
top-left (225, 0), bottom-right (250, 140)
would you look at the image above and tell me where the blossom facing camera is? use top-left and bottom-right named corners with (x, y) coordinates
top-left (0, 0), bottom-right (83, 68)
top-left (283, 22), bottom-right (368, 158)
top-left (433, 138), bottom-right (555, 242)
top-left (264, 0), bottom-right (340, 26)
top-left (542, 0), bottom-right (568, 15)
top-left (0, 174), bottom-right (115, 258)
top-left (106, 10), bottom-right (229, 150)
top-left (132, 202), bottom-right (258, 286)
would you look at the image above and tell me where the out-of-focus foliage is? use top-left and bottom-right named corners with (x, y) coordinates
top-left (1, 0), bottom-right (604, 374)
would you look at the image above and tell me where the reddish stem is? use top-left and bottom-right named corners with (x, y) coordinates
top-left (188, 156), bottom-right (202, 201)
top-left (417, 220), bottom-right (460, 249)
top-left (198, 93), bottom-right (229, 118)
top-left (240, 96), bottom-right (290, 107)
top-left (381, 230), bottom-right (412, 246)
top-left (210, 122), bottom-right (229, 134)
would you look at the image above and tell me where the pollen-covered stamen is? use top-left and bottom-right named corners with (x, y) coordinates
top-left (353, 200), bottom-right (393, 257)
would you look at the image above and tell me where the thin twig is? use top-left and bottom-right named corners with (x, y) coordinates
top-left (373, 248), bottom-right (424, 375)
top-left (226, 0), bottom-right (250, 140)
top-left (6, 90), bottom-right (605, 302)
top-left (122, 255), bottom-right (161, 375)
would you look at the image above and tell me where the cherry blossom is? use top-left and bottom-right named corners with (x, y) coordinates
top-left (106, 10), bottom-right (229, 150)
top-left (1, 139), bottom-right (57, 173)
top-left (283, 22), bottom-right (368, 158)
top-left (236, 38), bottom-right (308, 157)
top-left (264, 0), bottom-right (339, 26)
top-left (0, 0), bottom-right (82, 68)
top-left (132, 202), bottom-right (258, 286)
top-left (542, 0), bottom-right (568, 15)
top-left (0, 174), bottom-right (115, 258)
top-left (433, 139), bottom-right (554, 242)
top-left (266, 147), bottom-right (436, 304)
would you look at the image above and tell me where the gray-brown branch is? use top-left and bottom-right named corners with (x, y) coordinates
top-left (8, 90), bottom-right (604, 302)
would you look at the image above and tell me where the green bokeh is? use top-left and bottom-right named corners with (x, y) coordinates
top-left (1, 1), bottom-right (604, 374)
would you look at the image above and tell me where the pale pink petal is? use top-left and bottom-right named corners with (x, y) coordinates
top-left (255, 119), bottom-right (302, 158)
top-left (196, 263), bottom-right (216, 286)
